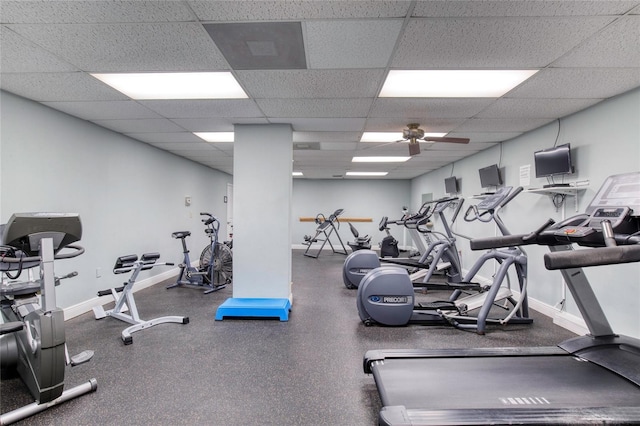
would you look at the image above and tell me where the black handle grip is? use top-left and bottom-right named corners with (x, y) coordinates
top-left (544, 245), bottom-right (640, 270)
top-left (470, 234), bottom-right (528, 251)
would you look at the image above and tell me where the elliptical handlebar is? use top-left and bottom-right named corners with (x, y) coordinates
top-left (498, 186), bottom-right (523, 208)
top-left (464, 186), bottom-right (522, 224)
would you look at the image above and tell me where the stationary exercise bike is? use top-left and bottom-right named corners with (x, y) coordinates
top-left (0, 213), bottom-right (97, 425)
top-left (168, 212), bottom-right (232, 294)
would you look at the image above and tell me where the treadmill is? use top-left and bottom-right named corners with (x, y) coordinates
top-left (363, 172), bottom-right (640, 425)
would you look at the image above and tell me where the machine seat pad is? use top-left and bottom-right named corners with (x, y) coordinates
top-left (113, 254), bottom-right (139, 273)
top-left (171, 231), bottom-right (191, 239)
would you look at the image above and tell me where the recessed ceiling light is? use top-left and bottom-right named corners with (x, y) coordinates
top-left (379, 70), bottom-right (538, 98)
top-left (292, 171), bottom-right (303, 176)
top-left (91, 72), bottom-right (248, 100)
top-left (194, 132), bottom-right (234, 142)
top-left (360, 131), bottom-right (446, 142)
top-left (352, 156), bottom-right (410, 163)
top-left (346, 171), bottom-right (388, 177)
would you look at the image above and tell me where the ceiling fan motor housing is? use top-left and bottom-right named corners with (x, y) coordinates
top-left (403, 127), bottom-right (424, 140)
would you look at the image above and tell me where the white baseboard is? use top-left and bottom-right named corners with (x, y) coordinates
top-left (63, 267), bottom-right (179, 320)
top-left (552, 310), bottom-right (588, 335)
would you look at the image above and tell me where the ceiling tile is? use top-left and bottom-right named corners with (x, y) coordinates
top-left (256, 98), bottom-right (373, 118)
top-left (125, 132), bottom-right (203, 144)
top-left (0, 1), bottom-right (196, 23)
top-left (236, 69), bottom-right (384, 98)
top-left (552, 16), bottom-right (640, 68)
top-left (0, 26), bottom-right (77, 73)
top-left (91, 118), bottom-right (186, 133)
top-left (412, 1), bottom-right (640, 17)
top-left (508, 67), bottom-right (640, 99)
top-left (171, 117), bottom-right (269, 132)
top-left (187, 1), bottom-right (411, 21)
top-left (139, 99), bottom-right (264, 118)
top-left (477, 98), bottom-right (602, 119)
top-left (293, 132), bottom-right (360, 143)
top-left (270, 117), bottom-right (366, 132)
top-left (392, 16), bottom-right (616, 68)
top-left (455, 118), bottom-right (555, 133)
top-left (7, 22), bottom-right (229, 72)
top-left (41, 100), bottom-right (161, 120)
top-left (143, 142), bottom-right (215, 151)
top-left (0, 72), bottom-right (128, 101)
top-left (305, 19), bottom-right (403, 69)
top-left (369, 98), bottom-right (495, 119)
top-left (319, 142), bottom-right (358, 151)
top-left (364, 117), bottom-right (467, 133)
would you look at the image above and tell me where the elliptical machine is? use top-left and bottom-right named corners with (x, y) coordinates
top-left (168, 212), bottom-right (232, 294)
top-left (356, 187), bottom-right (532, 334)
top-left (344, 197), bottom-right (464, 289)
top-left (1, 213), bottom-right (97, 425)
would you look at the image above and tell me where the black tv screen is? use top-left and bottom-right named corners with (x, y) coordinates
top-left (534, 143), bottom-right (573, 178)
top-left (479, 164), bottom-right (502, 188)
top-left (444, 176), bottom-right (458, 194)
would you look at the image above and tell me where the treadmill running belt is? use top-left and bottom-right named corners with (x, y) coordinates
top-left (372, 356), bottom-right (640, 410)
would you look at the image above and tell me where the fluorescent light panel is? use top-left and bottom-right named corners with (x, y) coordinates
top-left (346, 171), bottom-right (388, 177)
top-left (352, 156), bottom-right (410, 163)
top-left (360, 132), bottom-right (445, 142)
top-left (91, 72), bottom-right (248, 100)
top-left (292, 172), bottom-right (303, 176)
top-left (194, 132), bottom-right (234, 142)
top-left (379, 70), bottom-right (538, 98)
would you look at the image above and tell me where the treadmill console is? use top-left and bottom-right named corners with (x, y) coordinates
top-left (549, 172), bottom-right (640, 246)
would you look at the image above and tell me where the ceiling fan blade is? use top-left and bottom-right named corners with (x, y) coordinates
top-left (408, 142), bottom-right (421, 156)
top-left (423, 136), bottom-right (470, 144)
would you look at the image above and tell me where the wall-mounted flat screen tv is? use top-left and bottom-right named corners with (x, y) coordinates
top-left (534, 143), bottom-right (573, 178)
top-left (444, 176), bottom-right (459, 194)
top-left (479, 164), bottom-right (502, 188)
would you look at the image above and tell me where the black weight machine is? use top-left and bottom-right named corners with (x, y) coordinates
top-left (93, 253), bottom-right (189, 345)
top-left (303, 208), bottom-right (348, 258)
top-left (0, 213), bottom-right (97, 425)
top-left (363, 172), bottom-right (640, 425)
top-left (168, 212), bottom-right (232, 294)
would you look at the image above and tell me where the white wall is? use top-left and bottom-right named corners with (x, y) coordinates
top-left (292, 179), bottom-right (412, 250)
top-left (1, 91), bottom-right (232, 312)
top-left (411, 88), bottom-right (640, 338)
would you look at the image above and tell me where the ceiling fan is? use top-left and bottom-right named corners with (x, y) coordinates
top-left (399, 123), bottom-right (470, 156)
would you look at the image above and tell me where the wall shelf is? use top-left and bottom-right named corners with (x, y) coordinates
top-left (525, 181), bottom-right (589, 211)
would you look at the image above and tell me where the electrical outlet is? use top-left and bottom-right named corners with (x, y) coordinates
top-left (185, 196), bottom-right (192, 206)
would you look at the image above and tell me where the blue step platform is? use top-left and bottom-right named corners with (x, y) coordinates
top-left (215, 298), bottom-right (291, 321)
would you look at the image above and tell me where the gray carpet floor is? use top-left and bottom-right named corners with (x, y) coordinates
top-left (1, 250), bottom-right (577, 425)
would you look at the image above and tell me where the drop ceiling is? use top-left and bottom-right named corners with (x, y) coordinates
top-left (1, 1), bottom-right (639, 179)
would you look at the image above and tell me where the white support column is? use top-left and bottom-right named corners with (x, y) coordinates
top-left (215, 124), bottom-right (293, 320)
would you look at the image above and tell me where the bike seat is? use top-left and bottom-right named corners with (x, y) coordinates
top-left (172, 231), bottom-right (191, 239)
